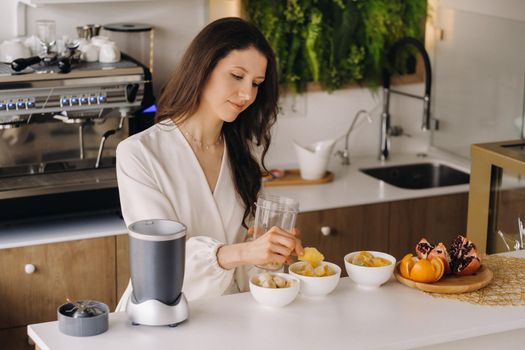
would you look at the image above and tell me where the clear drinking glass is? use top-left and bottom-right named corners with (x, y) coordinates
top-left (253, 194), bottom-right (300, 270)
top-left (35, 20), bottom-right (56, 55)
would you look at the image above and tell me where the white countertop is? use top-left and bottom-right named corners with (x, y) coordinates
top-left (0, 151), bottom-right (470, 250)
top-left (28, 251), bottom-right (525, 350)
top-left (265, 150), bottom-right (470, 212)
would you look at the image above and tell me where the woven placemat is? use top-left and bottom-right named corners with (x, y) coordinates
top-left (429, 255), bottom-right (525, 306)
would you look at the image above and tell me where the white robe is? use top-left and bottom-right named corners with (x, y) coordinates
top-left (115, 120), bottom-right (255, 311)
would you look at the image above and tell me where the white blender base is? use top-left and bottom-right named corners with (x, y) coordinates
top-left (126, 294), bottom-right (189, 327)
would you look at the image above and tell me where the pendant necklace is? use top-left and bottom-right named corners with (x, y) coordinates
top-left (179, 125), bottom-right (222, 150)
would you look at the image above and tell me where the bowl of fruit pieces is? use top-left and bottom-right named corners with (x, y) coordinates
top-left (249, 272), bottom-right (300, 307)
top-left (289, 247), bottom-right (341, 296)
top-left (344, 251), bottom-right (396, 288)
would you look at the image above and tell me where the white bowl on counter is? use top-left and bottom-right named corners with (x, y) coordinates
top-left (249, 272), bottom-right (300, 307)
top-left (344, 251), bottom-right (396, 288)
top-left (288, 261), bottom-right (341, 296)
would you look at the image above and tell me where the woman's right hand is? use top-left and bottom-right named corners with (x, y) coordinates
top-left (245, 226), bottom-right (303, 266)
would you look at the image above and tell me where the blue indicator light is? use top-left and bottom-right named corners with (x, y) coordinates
top-left (98, 96), bottom-right (107, 103)
top-left (143, 104), bottom-right (157, 113)
top-left (71, 98), bottom-right (79, 104)
top-left (62, 98), bottom-right (69, 104)
top-left (0, 103), bottom-right (6, 110)
top-left (80, 97), bottom-right (89, 103)
top-left (27, 101), bottom-right (35, 108)
top-left (7, 103), bottom-right (16, 109)
top-left (90, 96), bottom-right (98, 103)
top-left (17, 102), bottom-right (26, 108)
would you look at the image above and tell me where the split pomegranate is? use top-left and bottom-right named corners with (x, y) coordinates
top-left (428, 242), bottom-right (452, 275)
top-left (415, 238), bottom-right (435, 259)
top-left (449, 235), bottom-right (481, 276)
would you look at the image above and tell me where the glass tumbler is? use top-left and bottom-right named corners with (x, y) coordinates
top-left (35, 19), bottom-right (56, 55)
top-left (253, 194), bottom-right (299, 270)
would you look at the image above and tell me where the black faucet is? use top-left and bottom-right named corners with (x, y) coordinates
top-left (379, 37), bottom-right (434, 161)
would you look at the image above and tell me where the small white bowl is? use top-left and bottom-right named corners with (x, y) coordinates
top-left (344, 251), bottom-right (396, 288)
top-left (288, 261), bottom-right (341, 296)
top-left (249, 272), bottom-right (300, 307)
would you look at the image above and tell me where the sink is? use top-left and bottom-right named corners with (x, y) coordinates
top-left (360, 162), bottom-right (470, 189)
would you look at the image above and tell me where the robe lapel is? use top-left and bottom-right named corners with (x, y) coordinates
top-left (175, 128), bottom-right (229, 243)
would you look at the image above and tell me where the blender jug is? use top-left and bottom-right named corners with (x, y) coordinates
top-left (128, 219), bottom-right (186, 305)
top-left (103, 23), bottom-right (154, 73)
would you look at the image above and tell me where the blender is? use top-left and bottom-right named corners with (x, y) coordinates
top-left (126, 219), bottom-right (189, 327)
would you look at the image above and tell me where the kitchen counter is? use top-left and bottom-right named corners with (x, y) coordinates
top-left (265, 150), bottom-right (470, 212)
top-left (28, 251), bottom-right (525, 350)
top-left (0, 151), bottom-right (469, 250)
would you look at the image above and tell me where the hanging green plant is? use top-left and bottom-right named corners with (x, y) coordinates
top-left (244, 0), bottom-right (427, 93)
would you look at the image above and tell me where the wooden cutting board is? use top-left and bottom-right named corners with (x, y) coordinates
top-left (394, 264), bottom-right (493, 294)
top-left (263, 169), bottom-right (334, 187)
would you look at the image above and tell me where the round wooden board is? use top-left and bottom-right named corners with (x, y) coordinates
top-left (394, 263), bottom-right (493, 294)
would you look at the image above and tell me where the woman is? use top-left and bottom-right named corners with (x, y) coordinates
top-left (115, 17), bottom-right (303, 310)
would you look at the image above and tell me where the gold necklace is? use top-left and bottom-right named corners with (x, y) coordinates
top-left (179, 125), bottom-right (223, 150)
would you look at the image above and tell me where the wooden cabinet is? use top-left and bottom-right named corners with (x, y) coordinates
top-left (0, 237), bottom-right (116, 350)
top-left (388, 193), bottom-right (469, 260)
top-left (297, 193), bottom-right (468, 269)
top-left (296, 203), bottom-right (390, 276)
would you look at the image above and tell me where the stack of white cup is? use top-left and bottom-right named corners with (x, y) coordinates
top-left (80, 36), bottom-right (121, 63)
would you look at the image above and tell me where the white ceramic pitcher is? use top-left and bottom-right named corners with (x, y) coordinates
top-left (293, 138), bottom-right (338, 180)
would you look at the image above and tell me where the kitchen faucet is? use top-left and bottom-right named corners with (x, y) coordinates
top-left (379, 37), bottom-right (436, 161)
top-left (336, 109), bottom-right (372, 165)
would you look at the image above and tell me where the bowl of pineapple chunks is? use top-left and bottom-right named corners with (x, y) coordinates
top-left (289, 247), bottom-right (341, 296)
top-left (344, 251), bottom-right (396, 288)
top-left (249, 272), bottom-right (300, 307)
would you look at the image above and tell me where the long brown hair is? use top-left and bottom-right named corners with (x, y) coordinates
top-left (155, 17), bottom-right (279, 228)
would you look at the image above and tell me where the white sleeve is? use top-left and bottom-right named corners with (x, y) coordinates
top-left (184, 236), bottom-right (235, 300)
top-left (116, 139), bottom-right (234, 303)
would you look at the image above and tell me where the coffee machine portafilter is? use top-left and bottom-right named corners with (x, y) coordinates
top-left (126, 219), bottom-right (189, 327)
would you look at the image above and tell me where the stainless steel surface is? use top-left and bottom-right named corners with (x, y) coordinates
top-left (380, 37), bottom-right (434, 160)
top-left (336, 109), bottom-right (372, 165)
top-left (360, 162), bottom-right (470, 189)
top-left (379, 87), bottom-right (391, 161)
top-left (0, 57), bottom-right (148, 201)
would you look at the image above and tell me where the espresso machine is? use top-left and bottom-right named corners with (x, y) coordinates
top-left (127, 219), bottom-right (189, 327)
top-left (0, 55), bottom-right (154, 223)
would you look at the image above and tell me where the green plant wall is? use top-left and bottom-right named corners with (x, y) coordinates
top-left (244, 0), bottom-right (427, 93)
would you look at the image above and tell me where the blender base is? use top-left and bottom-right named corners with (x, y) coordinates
top-left (126, 293), bottom-right (189, 327)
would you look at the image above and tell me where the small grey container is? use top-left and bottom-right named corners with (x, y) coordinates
top-left (57, 301), bottom-right (109, 337)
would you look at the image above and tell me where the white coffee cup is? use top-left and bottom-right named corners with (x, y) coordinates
top-left (76, 38), bottom-right (90, 51)
top-left (81, 43), bottom-right (99, 62)
top-left (90, 35), bottom-right (111, 47)
top-left (98, 43), bottom-right (121, 63)
top-left (0, 39), bottom-right (31, 63)
top-left (23, 35), bottom-right (43, 56)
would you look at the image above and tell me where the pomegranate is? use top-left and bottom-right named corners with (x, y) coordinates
top-left (428, 242), bottom-right (452, 275)
top-left (449, 235), bottom-right (481, 276)
top-left (415, 238), bottom-right (435, 259)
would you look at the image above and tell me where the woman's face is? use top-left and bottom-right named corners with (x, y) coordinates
top-left (200, 47), bottom-right (268, 123)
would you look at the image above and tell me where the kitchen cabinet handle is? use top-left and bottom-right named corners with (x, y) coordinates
top-left (321, 226), bottom-right (332, 236)
top-left (24, 264), bottom-right (36, 274)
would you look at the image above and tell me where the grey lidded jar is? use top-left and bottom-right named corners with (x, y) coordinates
top-left (128, 219), bottom-right (186, 305)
